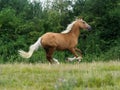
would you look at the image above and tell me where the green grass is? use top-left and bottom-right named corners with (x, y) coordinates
top-left (0, 61), bottom-right (120, 90)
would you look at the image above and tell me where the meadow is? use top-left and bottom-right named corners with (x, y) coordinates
top-left (0, 61), bottom-right (120, 90)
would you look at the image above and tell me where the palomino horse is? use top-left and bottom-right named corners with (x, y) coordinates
top-left (18, 18), bottom-right (91, 64)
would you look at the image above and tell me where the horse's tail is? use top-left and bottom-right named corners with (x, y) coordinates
top-left (18, 37), bottom-right (42, 58)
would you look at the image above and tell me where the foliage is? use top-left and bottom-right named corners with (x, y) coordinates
top-left (0, 0), bottom-right (119, 63)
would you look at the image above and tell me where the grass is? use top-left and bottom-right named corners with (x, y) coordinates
top-left (0, 61), bottom-right (120, 90)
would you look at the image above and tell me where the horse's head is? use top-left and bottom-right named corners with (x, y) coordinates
top-left (76, 18), bottom-right (92, 30)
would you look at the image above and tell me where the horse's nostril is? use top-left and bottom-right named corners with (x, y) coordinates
top-left (88, 26), bottom-right (92, 30)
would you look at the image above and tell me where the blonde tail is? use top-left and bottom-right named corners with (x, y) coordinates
top-left (18, 37), bottom-right (42, 58)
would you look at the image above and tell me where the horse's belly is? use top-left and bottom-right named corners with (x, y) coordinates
top-left (56, 45), bottom-right (67, 50)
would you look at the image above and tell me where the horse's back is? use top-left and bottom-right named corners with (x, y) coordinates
top-left (41, 32), bottom-right (69, 50)
top-left (41, 32), bottom-right (60, 41)
top-left (41, 32), bottom-right (61, 47)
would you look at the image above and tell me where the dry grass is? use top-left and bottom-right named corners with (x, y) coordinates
top-left (0, 61), bottom-right (120, 90)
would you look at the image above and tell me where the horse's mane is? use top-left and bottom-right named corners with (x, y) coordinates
top-left (61, 20), bottom-right (77, 34)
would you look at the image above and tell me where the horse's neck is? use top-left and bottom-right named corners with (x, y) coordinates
top-left (69, 26), bottom-right (80, 39)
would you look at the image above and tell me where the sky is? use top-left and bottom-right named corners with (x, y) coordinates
top-left (30, 0), bottom-right (52, 3)
top-left (29, 0), bottom-right (74, 11)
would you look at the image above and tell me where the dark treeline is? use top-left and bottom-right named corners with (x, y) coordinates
top-left (0, 0), bottom-right (120, 63)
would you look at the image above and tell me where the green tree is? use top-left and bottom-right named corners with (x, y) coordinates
top-left (0, 0), bottom-right (119, 63)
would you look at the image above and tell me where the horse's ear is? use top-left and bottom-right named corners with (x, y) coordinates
top-left (75, 16), bottom-right (84, 21)
top-left (76, 16), bottom-right (84, 20)
top-left (79, 16), bottom-right (83, 19)
top-left (75, 17), bottom-right (79, 20)
top-left (80, 18), bottom-right (83, 20)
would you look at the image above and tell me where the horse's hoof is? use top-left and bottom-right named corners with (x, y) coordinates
top-left (78, 59), bottom-right (82, 62)
top-left (53, 58), bottom-right (60, 64)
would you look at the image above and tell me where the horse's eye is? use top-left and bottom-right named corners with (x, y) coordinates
top-left (82, 21), bottom-right (85, 24)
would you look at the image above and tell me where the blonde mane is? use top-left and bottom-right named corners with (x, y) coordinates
top-left (61, 20), bottom-right (77, 34)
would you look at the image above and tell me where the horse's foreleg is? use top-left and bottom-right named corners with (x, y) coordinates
top-left (75, 48), bottom-right (82, 57)
top-left (68, 48), bottom-right (82, 62)
top-left (69, 48), bottom-right (78, 57)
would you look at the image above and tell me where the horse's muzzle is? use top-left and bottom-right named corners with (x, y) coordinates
top-left (88, 26), bottom-right (92, 31)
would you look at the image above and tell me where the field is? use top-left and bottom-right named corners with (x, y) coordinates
top-left (0, 61), bottom-right (120, 90)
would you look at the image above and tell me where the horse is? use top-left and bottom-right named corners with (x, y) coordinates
top-left (18, 18), bottom-right (91, 64)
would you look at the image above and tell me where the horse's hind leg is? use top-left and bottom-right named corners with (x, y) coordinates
top-left (44, 47), bottom-right (56, 64)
